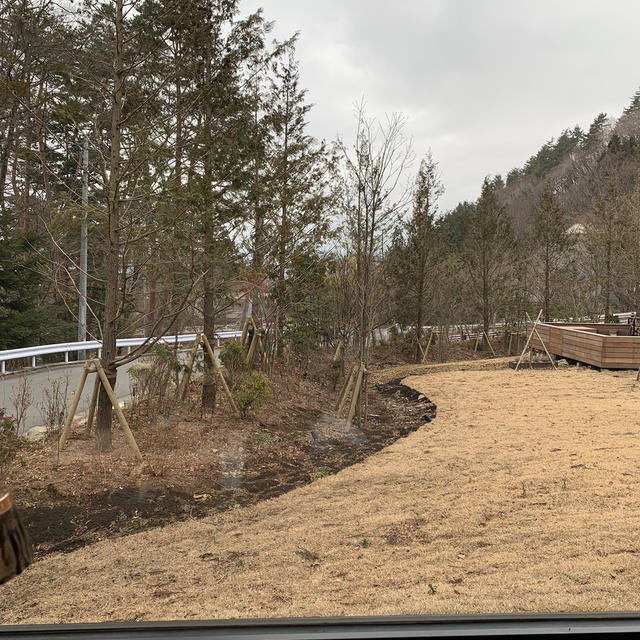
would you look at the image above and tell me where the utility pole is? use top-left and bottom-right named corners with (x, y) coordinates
top-left (78, 134), bottom-right (88, 358)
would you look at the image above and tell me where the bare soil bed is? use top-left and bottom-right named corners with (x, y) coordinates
top-left (5, 361), bottom-right (640, 624)
top-left (6, 352), bottom-right (435, 558)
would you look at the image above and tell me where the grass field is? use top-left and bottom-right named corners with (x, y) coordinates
top-left (3, 361), bottom-right (640, 624)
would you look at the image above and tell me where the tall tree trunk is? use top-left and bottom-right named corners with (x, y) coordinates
top-left (0, 99), bottom-right (18, 214)
top-left (415, 279), bottom-right (424, 362)
top-left (275, 95), bottom-right (290, 354)
top-left (604, 233), bottom-right (612, 321)
top-left (543, 244), bottom-right (550, 322)
top-left (201, 219), bottom-right (217, 411)
top-left (482, 257), bottom-right (490, 338)
top-left (201, 51), bottom-right (216, 411)
top-left (95, 0), bottom-right (124, 452)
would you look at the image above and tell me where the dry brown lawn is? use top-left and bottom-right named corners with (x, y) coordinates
top-left (3, 361), bottom-right (640, 624)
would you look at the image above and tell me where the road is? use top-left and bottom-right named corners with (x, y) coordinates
top-left (0, 347), bottom-right (216, 435)
top-left (0, 360), bottom-right (139, 435)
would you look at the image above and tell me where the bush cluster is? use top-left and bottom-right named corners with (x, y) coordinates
top-left (0, 408), bottom-right (24, 484)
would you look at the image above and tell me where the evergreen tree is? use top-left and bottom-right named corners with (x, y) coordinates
top-left (440, 201), bottom-right (475, 247)
top-left (623, 87), bottom-right (640, 115)
top-left (389, 152), bottom-right (444, 360)
top-left (0, 212), bottom-right (45, 349)
top-left (461, 177), bottom-right (515, 337)
top-left (533, 184), bottom-right (573, 321)
top-left (263, 50), bottom-right (334, 352)
top-left (583, 112), bottom-right (608, 153)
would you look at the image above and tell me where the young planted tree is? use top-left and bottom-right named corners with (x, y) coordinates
top-left (256, 50), bottom-right (334, 358)
top-left (340, 106), bottom-right (412, 423)
top-left (461, 176), bottom-right (515, 337)
top-left (388, 151), bottom-right (444, 360)
top-left (73, 0), bottom-right (214, 448)
top-left (532, 184), bottom-right (573, 321)
top-left (616, 172), bottom-right (640, 313)
top-left (584, 173), bottom-right (623, 321)
top-left (192, 4), bottom-right (272, 410)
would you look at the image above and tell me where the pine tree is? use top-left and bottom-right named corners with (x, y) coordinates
top-left (623, 87), bottom-right (640, 115)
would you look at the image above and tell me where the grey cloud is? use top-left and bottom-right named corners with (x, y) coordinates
top-left (247, 0), bottom-right (640, 209)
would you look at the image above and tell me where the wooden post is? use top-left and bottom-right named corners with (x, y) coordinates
top-left (347, 364), bottom-right (364, 425)
top-left (332, 340), bottom-right (344, 364)
top-left (240, 316), bottom-right (251, 346)
top-left (515, 310), bottom-right (543, 371)
top-left (483, 331), bottom-right (496, 356)
top-left (178, 334), bottom-right (201, 400)
top-left (59, 361), bottom-right (91, 449)
top-left (335, 363), bottom-right (357, 414)
top-left (526, 312), bottom-right (557, 370)
top-left (94, 360), bottom-right (143, 461)
top-left (422, 331), bottom-right (434, 363)
top-left (201, 334), bottom-right (240, 415)
top-left (85, 373), bottom-right (100, 434)
top-left (247, 329), bottom-right (261, 370)
top-left (507, 331), bottom-right (513, 356)
top-left (474, 331), bottom-right (480, 352)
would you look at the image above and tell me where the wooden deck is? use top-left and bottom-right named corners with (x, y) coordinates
top-left (531, 322), bottom-right (640, 369)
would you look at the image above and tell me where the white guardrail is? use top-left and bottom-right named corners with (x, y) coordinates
top-left (0, 331), bottom-right (242, 374)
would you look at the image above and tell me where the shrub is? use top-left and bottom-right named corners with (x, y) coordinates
top-left (0, 408), bottom-right (24, 485)
top-left (233, 373), bottom-right (271, 418)
top-left (282, 318), bottom-right (322, 356)
top-left (128, 345), bottom-right (181, 416)
top-left (219, 341), bottom-right (247, 389)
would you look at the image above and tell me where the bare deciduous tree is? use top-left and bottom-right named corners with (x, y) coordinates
top-left (340, 105), bottom-right (412, 424)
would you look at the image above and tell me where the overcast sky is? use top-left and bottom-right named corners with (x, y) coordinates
top-left (243, 0), bottom-right (640, 211)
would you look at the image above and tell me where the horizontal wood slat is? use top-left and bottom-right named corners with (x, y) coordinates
top-left (530, 322), bottom-right (640, 369)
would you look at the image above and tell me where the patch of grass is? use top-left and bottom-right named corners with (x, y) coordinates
top-left (253, 432), bottom-right (274, 445)
top-left (309, 471), bottom-right (328, 480)
top-left (359, 538), bottom-right (371, 548)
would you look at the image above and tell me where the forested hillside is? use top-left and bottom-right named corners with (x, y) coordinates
top-left (437, 90), bottom-right (640, 326)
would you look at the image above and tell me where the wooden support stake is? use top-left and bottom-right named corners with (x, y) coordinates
top-left (422, 331), bottom-right (434, 363)
top-left (59, 361), bottom-right (91, 449)
top-left (247, 330), bottom-right (261, 370)
top-left (483, 331), bottom-right (496, 356)
top-left (201, 334), bottom-right (240, 416)
top-left (94, 360), bottom-right (143, 461)
top-left (85, 373), bottom-right (100, 434)
top-left (178, 334), bottom-right (201, 400)
top-left (347, 364), bottom-right (364, 425)
top-left (526, 312), bottom-right (557, 370)
top-left (507, 331), bottom-right (513, 356)
top-left (474, 331), bottom-right (480, 352)
top-left (515, 310), bottom-right (543, 371)
top-left (335, 363), bottom-right (357, 414)
top-left (332, 340), bottom-right (344, 364)
top-left (240, 316), bottom-right (251, 346)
